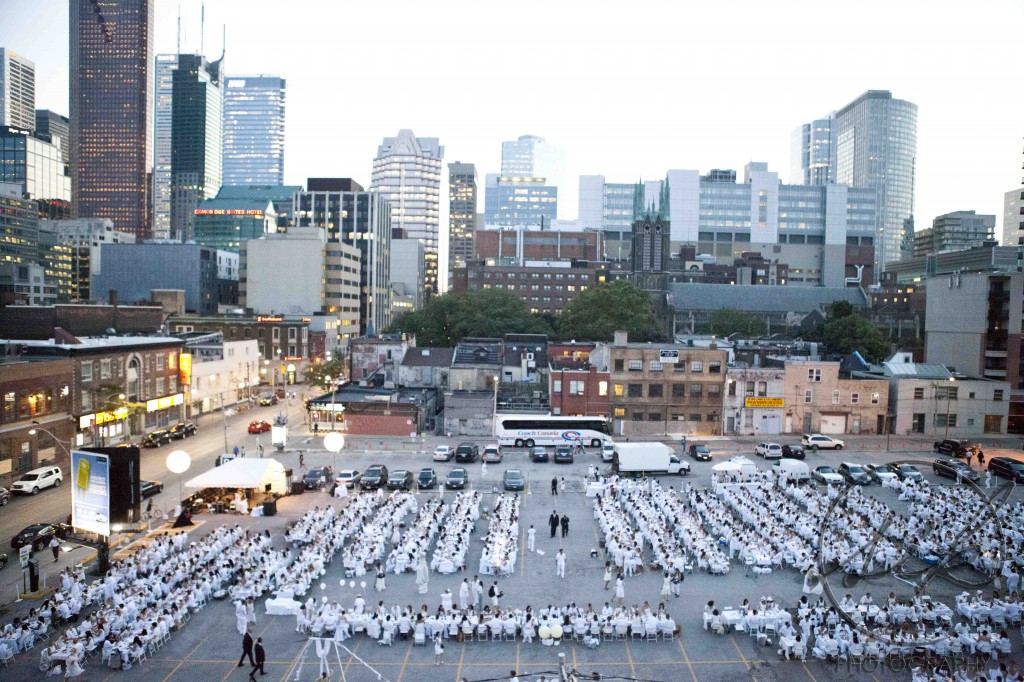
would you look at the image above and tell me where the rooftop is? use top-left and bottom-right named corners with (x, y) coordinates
top-left (453, 338), bottom-right (502, 366)
top-left (5, 335), bottom-right (182, 350)
top-left (401, 347), bottom-right (454, 367)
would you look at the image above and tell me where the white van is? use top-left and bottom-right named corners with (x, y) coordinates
top-left (772, 459), bottom-right (810, 484)
top-left (601, 441), bottom-right (616, 463)
top-left (11, 465), bottom-right (64, 495)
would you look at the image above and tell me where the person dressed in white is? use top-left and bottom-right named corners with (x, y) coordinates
top-left (555, 550), bottom-right (566, 578)
top-left (459, 580), bottom-right (470, 609)
top-left (235, 600), bottom-right (248, 635)
top-left (481, 462), bottom-right (488, 479)
top-left (527, 525), bottom-right (536, 552)
top-left (614, 575), bottom-right (625, 606)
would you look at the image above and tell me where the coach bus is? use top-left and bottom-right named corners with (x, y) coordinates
top-left (494, 414), bottom-right (612, 448)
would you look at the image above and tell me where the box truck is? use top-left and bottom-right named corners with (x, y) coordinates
top-left (614, 442), bottom-right (690, 477)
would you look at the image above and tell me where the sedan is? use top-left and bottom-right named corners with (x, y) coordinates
top-left (432, 445), bottom-right (453, 462)
top-left (142, 430), bottom-right (172, 448)
top-left (933, 459), bottom-right (980, 483)
top-left (334, 470), bottom-right (361, 489)
top-left (892, 463), bottom-right (924, 482)
top-left (387, 470), bottom-right (414, 491)
top-left (554, 445), bottom-right (574, 464)
top-left (248, 420), bottom-right (271, 434)
top-left (168, 422), bottom-right (197, 439)
top-left (0, 486), bottom-right (10, 506)
top-left (417, 468), bottom-right (437, 489)
top-left (502, 469), bottom-right (526, 491)
top-left (988, 457), bottom-right (1024, 483)
top-left (802, 434), bottom-right (845, 450)
top-left (812, 466), bottom-right (843, 485)
top-left (445, 468), bottom-right (468, 490)
top-left (258, 395), bottom-right (278, 406)
top-left (303, 468), bottom-right (326, 490)
top-left (838, 462), bottom-right (870, 485)
top-left (140, 480), bottom-right (164, 498)
top-left (781, 445), bottom-right (805, 459)
top-left (11, 523), bottom-right (68, 551)
top-left (530, 446), bottom-right (549, 463)
top-left (755, 442), bottom-right (783, 459)
top-left (865, 463), bottom-right (899, 484)
top-left (689, 444), bottom-right (712, 461)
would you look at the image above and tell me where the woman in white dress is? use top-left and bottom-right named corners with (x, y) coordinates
top-left (603, 562), bottom-right (613, 590)
top-left (235, 601), bottom-right (248, 635)
top-left (614, 575), bottom-right (625, 606)
top-left (660, 572), bottom-right (672, 598)
top-left (374, 564), bottom-right (387, 592)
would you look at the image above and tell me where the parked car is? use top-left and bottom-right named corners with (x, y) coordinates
top-left (502, 469), bottom-right (526, 491)
top-left (11, 523), bottom-right (68, 551)
top-left (781, 444), bottom-right (805, 459)
top-left (11, 466), bottom-right (63, 495)
top-left (933, 458), bottom-right (980, 482)
top-left (0, 552), bottom-right (6, 569)
top-left (482, 444), bottom-right (503, 463)
top-left (140, 480), bottom-right (163, 498)
top-left (0, 486), bottom-right (10, 506)
top-left (387, 470), bottom-right (414, 491)
top-left (802, 434), bottom-right (845, 450)
top-left (248, 420), bottom-right (271, 434)
top-left (304, 468), bottom-right (327, 490)
top-left (755, 442), bottom-right (783, 459)
top-left (259, 394), bottom-right (278, 406)
top-left (432, 445), bottom-right (453, 462)
top-left (812, 465), bottom-right (844, 485)
top-left (601, 442), bottom-right (616, 463)
top-left (455, 443), bottom-right (479, 463)
top-left (334, 470), bottom-right (361, 489)
top-left (445, 468), bottom-right (468, 490)
top-left (838, 462), bottom-right (871, 485)
top-left (417, 468), bottom-right (437, 489)
top-left (530, 446), bottom-right (549, 463)
top-left (360, 465), bottom-right (389, 490)
top-left (554, 444), bottom-right (574, 464)
top-left (933, 438), bottom-right (974, 458)
top-left (688, 444), bottom-right (712, 461)
top-left (988, 457), bottom-right (1024, 483)
top-left (168, 422), bottom-right (197, 439)
top-left (892, 463), bottom-right (924, 482)
top-left (142, 429), bottom-right (172, 447)
top-left (865, 463), bottom-right (899, 484)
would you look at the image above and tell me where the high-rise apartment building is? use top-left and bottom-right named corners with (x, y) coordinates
top-left (790, 118), bottom-right (833, 185)
top-left (0, 182), bottom-right (39, 265)
top-left (448, 161), bottom-right (477, 284)
top-left (0, 49), bottom-right (35, 130)
top-left (35, 110), bottom-right (70, 166)
top-left (151, 53), bottom-right (178, 239)
top-left (485, 135), bottom-right (563, 228)
top-left (501, 134), bottom-right (564, 187)
top-left (913, 210), bottom-right (996, 257)
top-left (0, 126), bottom-right (70, 202)
top-left (222, 76), bottom-right (286, 186)
top-left (294, 178), bottom-right (393, 335)
top-left (370, 130), bottom-right (443, 299)
top-left (170, 54), bottom-right (224, 242)
top-left (1003, 187), bottom-right (1023, 247)
top-left (70, 0), bottom-right (153, 237)
top-left (578, 175), bottom-right (636, 260)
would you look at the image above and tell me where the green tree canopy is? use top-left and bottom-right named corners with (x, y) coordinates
top-left (387, 289), bottom-right (554, 346)
top-left (815, 302), bottom-right (889, 362)
top-left (304, 358), bottom-right (348, 390)
top-left (708, 308), bottom-right (767, 338)
top-left (558, 280), bottom-right (663, 342)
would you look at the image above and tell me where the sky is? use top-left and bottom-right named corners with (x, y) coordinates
top-left (3, 0), bottom-right (1023, 239)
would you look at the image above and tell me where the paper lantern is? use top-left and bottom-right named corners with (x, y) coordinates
top-left (349, 581), bottom-right (356, 588)
top-left (323, 432), bottom-right (345, 453)
top-left (320, 582), bottom-right (326, 591)
top-left (166, 450), bottom-right (191, 474)
top-left (360, 581), bottom-right (366, 589)
top-left (551, 624), bottom-right (563, 639)
top-left (538, 625), bottom-right (551, 639)
top-left (339, 580), bottom-right (346, 588)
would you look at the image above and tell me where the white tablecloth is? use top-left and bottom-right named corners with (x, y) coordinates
top-left (586, 483), bottom-right (604, 498)
top-left (265, 597), bottom-right (301, 616)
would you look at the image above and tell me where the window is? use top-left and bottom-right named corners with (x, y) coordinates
top-left (851, 393), bottom-right (859, 405)
top-left (690, 384), bottom-right (703, 398)
top-left (598, 381), bottom-right (608, 396)
top-left (936, 386), bottom-right (958, 400)
top-left (649, 413), bottom-right (662, 422)
top-left (569, 381), bottom-right (585, 395)
top-left (709, 362), bottom-right (721, 374)
top-left (633, 412), bottom-right (645, 421)
top-left (870, 393), bottom-right (880, 405)
top-left (808, 368), bottom-right (821, 382)
top-left (672, 383), bottom-right (686, 398)
top-left (744, 412), bottom-right (754, 428)
top-left (614, 359), bottom-right (624, 372)
top-left (934, 413), bottom-right (958, 428)
top-left (272, 327), bottom-right (280, 340)
top-left (832, 391), bottom-right (840, 405)
top-left (649, 361), bottom-right (663, 372)
top-left (994, 389), bottom-right (1004, 401)
top-left (82, 392), bottom-right (92, 411)
top-left (648, 384), bottom-right (663, 398)
top-left (757, 382), bottom-right (767, 397)
top-left (804, 389), bottom-right (813, 403)
top-left (913, 387), bottom-right (924, 399)
top-left (708, 384), bottom-right (721, 397)
top-left (81, 362), bottom-right (93, 382)
top-left (627, 384), bottom-right (643, 398)
top-left (745, 381), bottom-right (755, 396)
top-left (691, 361), bottom-right (703, 373)
top-left (689, 414), bottom-right (701, 422)
top-left (727, 381), bottom-right (737, 397)
top-left (613, 408), bottom-right (625, 417)
top-left (628, 359), bottom-right (643, 371)
top-left (553, 380), bottom-right (562, 394)
top-left (100, 359), bottom-right (111, 380)
top-left (156, 377), bottom-right (165, 395)
top-left (614, 384), bottom-right (624, 397)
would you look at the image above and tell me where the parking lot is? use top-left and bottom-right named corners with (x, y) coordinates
top-left (2, 435), bottom-right (1022, 681)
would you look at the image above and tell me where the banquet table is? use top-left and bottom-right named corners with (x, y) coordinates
top-left (720, 609), bottom-right (744, 628)
top-left (265, 598), bottom-right (301, 616)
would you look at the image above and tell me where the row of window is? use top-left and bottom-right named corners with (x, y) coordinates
top-left (912, 386), bottom-right (1004, 402)
top-left (614, 359), bottom-right (722, 374)
top-left (803, 389), bottom-right (880, 405)
top-left (612, 408), bottom-right (716, 422)
top-left (613, 382), bottom-right (722, 399)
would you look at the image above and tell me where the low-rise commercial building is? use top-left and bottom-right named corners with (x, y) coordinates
top-left (723, 367), bottom-right (787, 436)
top-left (179, 332), bottom-right (260, 419)
top-left (0, 357), bottom-right (75, 483)
top-left (782, 359), bottom-right (888, 434)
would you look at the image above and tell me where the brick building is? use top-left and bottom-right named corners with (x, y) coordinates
top-left (451, 260), bottom-right (609, 314)
top-left (169, 314), bottom-right (312, 377)
top-left (783, 359), bottom-right (889, 434)
top-left (475, 228), bottom-right (605, 262)
top-left (548, 341), bottom-right (610, 417)
top-left (0, 357), bottom-right (75, 482)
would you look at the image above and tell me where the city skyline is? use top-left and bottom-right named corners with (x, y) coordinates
top-left (1, 0), bottom-right (1021, 233)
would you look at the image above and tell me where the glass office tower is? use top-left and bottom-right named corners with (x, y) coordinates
top-left (448, 161), bottom-right (477, 285)
top-left (222, 76), bottom-right (286, 186)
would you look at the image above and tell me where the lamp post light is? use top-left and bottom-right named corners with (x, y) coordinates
top-left (166, 449), bottom-right (191, 515)
top-left (944, 376), bottom-right (956, 440)
top-left (324, 432), bottom-right (345, 471)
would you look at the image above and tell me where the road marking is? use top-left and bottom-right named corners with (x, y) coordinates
top-left (454, 644), bottom-right (466, 681)
top-left (802, 661), bottom-right (819, 682)
top-left (395, 639), bottom-right (413, 682)
top-left (623, 638), bottom-right (637, 679)
top-left (730, 637), bottom-right (757, 681)
top-left (675, 637), bottom-right (700, 682)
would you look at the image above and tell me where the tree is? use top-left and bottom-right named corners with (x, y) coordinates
top-left (708, 308), bottom-right (767, 338)
top-left (558, 280), bottom-right (663, 342)
top-left (387, 289), bottom-right (553, 346)
top-left (815, 302), bottom-right (889, 362)
top-left (304, 358), bottom-right (348, 390)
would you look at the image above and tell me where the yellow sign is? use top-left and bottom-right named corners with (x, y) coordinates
top-left (146, 393), bottom-right (184, 413)
top-left (745, 397), bottom-right (784, 408)
top-left (179, 353), bottom-right (192, 386)
top-left (94, 408), bottom-right (128, 425)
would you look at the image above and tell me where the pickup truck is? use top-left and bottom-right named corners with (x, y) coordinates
top-left (933, 439), bottom-right (973, 457)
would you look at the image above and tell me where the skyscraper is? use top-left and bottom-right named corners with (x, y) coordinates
top-left (0, 48), bottom-right (36, 130)
top-left (170, 54), bottom-right (224, 242)
top-left (485, 135), bottom-right (562, 228)
top-left (790, 118), bottom-right (833, 185)
top-left (152, 53), bottom-right (179, 239)
top-left (501, 134), bottom-right (564, 185)
top-left (830, 90), bottom-right (917, 271)
top-left (35, 110), bottom-right (70, 166)
top-left (70, 0), bottom-right (153, 237)
top-left (222, 76), bottom-right (286, 186)
top-left (370, 130), bottom-right (443, 299)
top-left (448, 161), bottom-right (477, 284)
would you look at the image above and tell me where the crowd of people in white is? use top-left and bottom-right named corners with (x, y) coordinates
top-left (386, 498), bottom-right (446, 575)
top-left (431, 492), bottom-right (480, 574)
top-left (479, 494), bottom-right (520, 576)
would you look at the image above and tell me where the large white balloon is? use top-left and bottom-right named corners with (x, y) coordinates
top-left (323, 432), bottom-right (345, 452)
top-left (166, 450), bottom-right (191, 474)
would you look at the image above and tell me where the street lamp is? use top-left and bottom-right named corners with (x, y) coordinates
top-left (324, 432), bottom-right (345, 470)
top-left (943, 376), bottom-right (956, 440)
top-left (166, 449), bottom-right (191, 514)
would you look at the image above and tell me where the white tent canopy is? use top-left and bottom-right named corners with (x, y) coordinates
top-left (184, 458), bottom-right (288, 494)
top-left (712, 456), bottom-right (758, 475)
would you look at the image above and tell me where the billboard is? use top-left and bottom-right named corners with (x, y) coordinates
top-left (744, 397), bottom-right (785, 408)
top-left (71, 450), bottom-right (111, 536)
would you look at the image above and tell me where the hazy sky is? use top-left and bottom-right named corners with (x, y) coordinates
top-left (3, 0), bottom-right (1023, 235)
